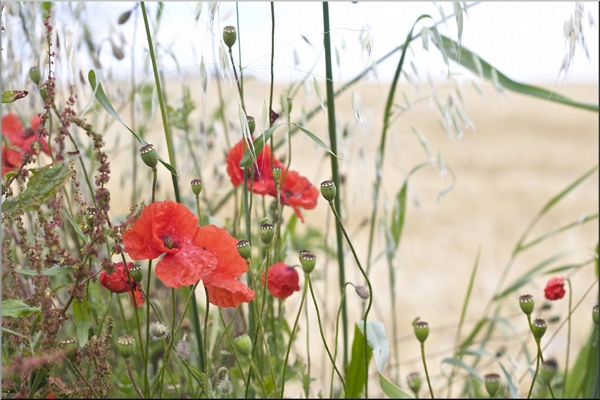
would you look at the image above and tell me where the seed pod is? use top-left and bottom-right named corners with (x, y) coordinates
top-left (140, 144), bottom-right (158, 169)
top-left (320, 180), bottom-right (336, 202)
top-left (117, 335), bottom-right (135, 359)
top-left (233, 332), bottom-right (252, 358)
top-left (236, 240), bottom-right (251, 259)
top-left (130, 264), bottom-right (143, 283)
top-left (191, 179), bottom-right (203, 195)
top-left (519, 294), bottom-right (534, 316)
top-left (247, 116), bottom-right (256, 135)
top-left (539, 358), bottom-right (558, 386)
top-left (300, 253), bottom-right (316, 275)
top-left (29, 67), bottom-right (41, 85)
top-left (413, 321), bottom-right (429, 343)
top-left (531, 318), bottom-right (547, 340)
top-left (259, 223), bottom-right (274, 245)
top-left (118, 9), bottom-right (132, 25)
top-left (223, 26), bottom-right (237, 49)
top-left (484, 373), bottom-right (501, 397)
top-left (406, 372), bottom-right (422, 396)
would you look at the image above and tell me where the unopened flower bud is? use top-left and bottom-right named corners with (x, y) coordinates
top-left (519, 294), bottom-right (535, 316)
top-left (406, 372), bottom-right (422, 396)
top-left (484, 373), bottom-right (501, 397)
top-left (223, 26), bottom-right (237, 49)
top-left (272, 166), bottom-right (282, 183)
top-left (217, 375), bottom-right (234, 396)
top-left (233, 332), bottom-right (252, 358)
top-left (247, 116), bottom-right (256, 135)
top-left (150, 322), bottom-right (170, 341)
top-left (29, 67), bottom-right (41, 85)
top-left (117, 335), bottom-right (135, 359)
top-left (191, 179), bottom-right (203, 195)
top-left (118, 9), bottom-right (132, 25)
top-left (237, 240), bottom-right (251, 259)
top-left (539, 358), bottom-right (558, 385)
top-left (130, 264), bottom-right (143, 283)
top-left (413, 321), bottom-right (430, 343)
top-left (140, 144), bottom-right (158, 169)
top-left (593, 304), bottom-right (599, 325)
top-left (531, 318), bottom-right (547, 340)
top-left (175, 335), bottom-right (191, 361)
top-left (300, 253), bottom-right (316, 275)
top-left (355, 285), bottom-right (370, 300)
top-left (259, 223), bottom-right (274, 245)
top-left (39, 84), bottom-right (48, 101)
top-left (320, 180), bottom-right (336, 202)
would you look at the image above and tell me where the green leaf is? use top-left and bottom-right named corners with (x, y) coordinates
top-left (238, 124), bottom-right (285, 168)
top-left (73, 293), bottom-right (91, 347)
top-left (390, 182), bottom-right (408, 251)
top-left (347, 324), bottom-right (372, 398)
top-left (87, 70), bottom-right (177, 175)
top-left (2, 299), bottom-right (41, 318)
top-left (442, 357), bottom-right (483, 382)
top-left (42, 265), bottom-right (75, 277)
top-left (292, 124), bottom-right (339, 159)
top-left (2, 161), bottom-right (70, 213)
top-left (436, 35), bottom-right (598, 112)
top-left (63, 209), bottom-right (88, 243)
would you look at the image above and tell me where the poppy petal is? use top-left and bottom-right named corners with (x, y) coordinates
top-left (204, 274), bottom-right (256, 308)
top-left (1, 114), bottom-right (25, 145)
top-left (128, 286), bottom-right (145, 308)
top-left (194, 224), bottom-right (248, 278)
top-left (154, 244), bottom-right (217, 288)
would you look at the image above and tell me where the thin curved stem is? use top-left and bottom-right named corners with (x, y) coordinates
top-left (330, 284), bottom-right (349, 398)
top-left (563, 278), bottom-right (573, 397)
top-left (421, 342), bottom-right (435, 399)
top-left (527, 339), bottom-right (542, 399)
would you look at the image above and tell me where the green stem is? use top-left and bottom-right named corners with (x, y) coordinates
top-left (126, 360), bottom-right (144, 399)
top-left (236, 2), bottom-right (245, 112)
top-left (322, 1), bottom-right (348, 369)
top-left (281, 274), bottom-right (308, 398)
top-left (328, 201), bottom-right (373, 397)
top-left (268, 1), bottom-right (275, 128)
top-left (564, 278), bottom-right (573, 398)
top-left (421, 342), bottom-right (434, 399)
top-left (527, 339), bottom-right (542, 399)
top-left (249, 359), bottom-right (270, 398)
top-left (330, 284), bottom-right (349, 398)
top-left (308, 277), bottom-right (347, 397)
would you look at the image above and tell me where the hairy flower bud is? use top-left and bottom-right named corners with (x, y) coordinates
top-left (355, 285), bottom-right (370, 300)
top-left (150, 322), bottom-right (170, 341)
top-left (272, 166), bottom-right (282, 183)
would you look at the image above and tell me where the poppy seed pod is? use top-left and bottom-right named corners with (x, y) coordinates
top-left (223, 26), bottom-right (237, 49)
top-left (484, 373), bottom-right (501, 397)
top-left (320, 180), bottom-right (336, 202)
top-left (59, 337), bottom-right (76, 359)
top-left (29, 67), bottom-right (41, 86)
top-left (406, 372), bottom-right (422, 396)
top-left (236, 240), bottom-right (251, 260)
top-left (191, 179), bottom-right (203, 195)
top-left (140, 144), bottom-right (158, 169)
top-left (130, 263), bottom-right (143, 283)
top-left (247, 116), bottom-right (256, 135)
top-left (413, 321), bottom-right (430, 343)
top-left (117, 335), bottom-right (135, 359)
top-left (233, 332), bottom-right (252, 358)
top-left (259, 223), bottom-right (274, 245)
top-left (519, 294), bottom-right (535, 316)
top-left (531, 318), bottom-right (548, 339)
top-left (593, 304), bottom-right (598, 325)
top-left (300, 253), bottom-right (316, 275)
top-left (539, 358), bottom-right (558, 385)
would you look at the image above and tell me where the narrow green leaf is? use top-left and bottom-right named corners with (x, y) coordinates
top-left (379, 371), bottom-right (413, 399)
top-left (64, 208), bottom-right (88, 243)
top-left (15, 268), bottom-right (39, 276)
top-left (292, 124), bottom-right (339, 159)
top-left (442, 357), bottom-right (484, 382)
top-left (313, 77), bottom-right (325, 114)
top-left (73, 294), bottom-right (91, 347)
top-left (2, 299), bottom-right (41, 318)
top-left (42, 265), bottom-right (75, 277)
top-left (453, 2), bottom-right (463, 45)
top-left (455, 247), bottom-right (480, 352)
top-left (390, 183), bottom-right (408, 250)
top-left (540, 166), bottom-right (598, 215)
top-left (87, 70), bottom-right (177, 174)
top-left (238, 124), bottom-right (284, 168)
top-left (436, 35), bottom-right (598, 112)
top-left (411, 127), bottom-right (435, 165)
top-left (520, 213), bottom-right (597, 251)
top-left (2, 161), bottom-right (70, 213)
top-left (458, 318), bottom-right (488, 351)
top-left (347, 324), bottom-right (372, 398)
top-left (430, 25), bottom-right (449, 67)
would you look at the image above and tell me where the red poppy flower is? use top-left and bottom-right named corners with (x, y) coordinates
top-left (99, 262), bottom-right (144, 307)
top-left (279, 170), bottom-right (319, 222)
top-left (544, 276), bottom-right (566, 301)
top-left (226, 138), bottom-right (286, 196)
top-left (123, 201), bottom-right (218, 289)
top-left (262, 262), bottom-right (300, 299)
top-left (193, 224), bottom-right (255, 308)
top-left (2, 113), bottom-right (49, 175)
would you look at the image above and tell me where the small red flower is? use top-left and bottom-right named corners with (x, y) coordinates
top-left (99, 262), bottom-right (145, 307)
top-left (194, 224), bottom-right (255, 308)
top-left (262, 262), bottom-right (300, 299)
top-left (544, 276), bottom-right (566, 301)
top-left (279, 170), bottom-right (319, 222)
top-left (226, 138), bottom-right (285, 196)
top-left (123, 201), bottom-right (218, 288)
top-left (2, 113), bottom-right (49, 175)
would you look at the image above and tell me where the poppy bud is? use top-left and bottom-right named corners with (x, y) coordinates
top-left (247, 116), bottom-right (256, 135)
top-left (29, 67), bottom-right (41, 86)
top-left (117, 335), bottom-right (135, 359)
top-left (140, 144), bottom-right (158, 169)
top-left (413, 321), bottom-right (429, 343)
top-left (223, 26), bottom-right (237, 49)
top-left (300, 253), bottom-right (316, 275)
top-left (59, 337), bottom-right (76, 359)
top-left (260, 223), bottom-right (274, 245)
top-left (593, 304), bottom-right (599, 325)
top-left (118, 9), bottom-right (132, 25)
top-left (233, 332), bottom-right (252, 358)
top-left (130, 264), bottom-right (143, 283)
top-left (237, 240), bottom-right (251, 259)
top-left (355, 285), bottom-right (370, 300)
top-left (531, 318), bottom-right (547, 340)
top-left (217, 371), bottom-right (234, 396)
top-left (320, 180), bottom-right (336, 202)
top-left (272, 166), bottom-right (282, 183)
top-left (519, 294), bottom-right (534, 316)
top-left (191, 179), bottom-right (203, 195)
top-left (484, 373), bottom-right (501, 397)
top-left (150, 322), bottom-right (170, 341)
top-left (406, 372), bottom-right (422, 396)
top-left (539, 358), bottom-right (558, 385)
